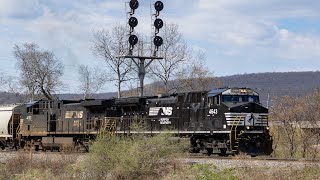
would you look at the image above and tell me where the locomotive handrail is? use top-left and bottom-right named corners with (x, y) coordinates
top-left (100, 118), bottom-right (117, 137)
top-left (16, 123), bottom-right (20, 138)
top-left (230, 116), bottom-right (241, 152)
top-left (234, 116), bottom-right (242, 140)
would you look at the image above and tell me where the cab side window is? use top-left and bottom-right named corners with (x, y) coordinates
top-left (214, 96), bottom-right (220, 105)
top-left (208, 97), bottom-right (213, 106)
top-left (208, 95), bottom-right (220, 106)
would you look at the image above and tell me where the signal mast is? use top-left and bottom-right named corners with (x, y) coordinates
top-left (119, 0), bottom-right (164, 97)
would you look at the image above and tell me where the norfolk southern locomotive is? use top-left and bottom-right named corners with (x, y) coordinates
top-left (1, 87), bottom-right (273, 156)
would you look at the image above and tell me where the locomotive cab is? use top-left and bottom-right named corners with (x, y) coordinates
top-left (196, 88), bottom-right (273, 156)
top-left (207, 88), bottom-right (269, 131)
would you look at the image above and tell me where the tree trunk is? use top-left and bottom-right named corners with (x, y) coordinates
top-left (40, 86), bottom-right (52, 100)
top-left (117, 81), bottom-right (121, 98)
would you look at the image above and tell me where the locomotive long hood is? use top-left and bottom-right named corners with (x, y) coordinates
top-left (223, 102), bottom-right (268, 113)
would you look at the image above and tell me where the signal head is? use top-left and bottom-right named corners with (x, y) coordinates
top-left (153, 36), bottom-right (163, 47)
top-left (154, 18), bottom-right (163, 29)
top-left (128, 17), bottom-right (138, 28)
top-left (154, 1), bottom-right (164, 12)
top-left (129, 0), bottom-right (139, 10)
top-left (129, 34), bottom-right (139, 46)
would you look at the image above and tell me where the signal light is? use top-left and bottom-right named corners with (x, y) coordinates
top-left (153, 36), bottom-right (163, 47)
top-left (129, 0), bottom-right (139, 10)
top-left (154, 1), bottom-right (164, 12)
top-left (154, 18), bottom-right (163, 29)
top-left (129, 35), bottom-right (138, 46)
top-left (128, 17), bottom-right (138, 28)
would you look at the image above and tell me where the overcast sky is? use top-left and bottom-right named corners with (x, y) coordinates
top-left (1, 0), bottom-right (320, 93)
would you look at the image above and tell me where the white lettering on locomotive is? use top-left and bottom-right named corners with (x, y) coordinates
top-left (208, 109), bottom-right (218, 116)
top-left (159, 118), bottom-right (171, 124)
top-left (149, 107), bottom-right (173, 116)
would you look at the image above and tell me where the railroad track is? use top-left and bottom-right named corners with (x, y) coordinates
top-left (188, 153), bottom-right (320, 162)
top-left (1, 149), bottom-right (319, 164)
top-left (0, 150), bottom-right (319, 171)
top-left (1, 149), bottom-right (319, 161)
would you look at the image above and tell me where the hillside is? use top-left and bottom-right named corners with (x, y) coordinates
top-left (219, 71), bottom-right (320, 106)
top-left (1, 71), bottom-right (320, 105)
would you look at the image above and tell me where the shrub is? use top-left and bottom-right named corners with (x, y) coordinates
top-left (75, 133), bottom-right (187, 179)
top-left (166, 164), bottom-right (236, 180)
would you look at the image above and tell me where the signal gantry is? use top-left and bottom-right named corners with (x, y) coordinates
top-left (119, 0), bottom-right (165, 97)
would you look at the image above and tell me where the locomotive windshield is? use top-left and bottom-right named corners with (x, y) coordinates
top-left (222, 95), bottom-right (259, 103)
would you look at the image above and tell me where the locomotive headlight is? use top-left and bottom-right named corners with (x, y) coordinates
top-left (266, 126), bottom-right (269, 130)
top-left (246, 126), bottom-right (250, 130)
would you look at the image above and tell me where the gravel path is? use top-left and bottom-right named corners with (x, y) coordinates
top-left (182, 157), bottom-right (320, 169)
top-left (1, 151), bottom-right (319, 170)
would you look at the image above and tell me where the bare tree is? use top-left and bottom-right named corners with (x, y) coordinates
top-left (297, 91), bottom-right (320, 158)
top-left (0, 72), bottom-right (5, 91)
top-left (78, 65), bottom-right (108, 99)
top-left (271, 91), bottom-right (320, 158)
top-left (13, 43), bottom-right (64, 101)
top-left (6, 76), bottom-right (29, 103)
top-left (92, 24), bottom-right (133, 98)
top-left (0, 72), bottom-right (28, 102)
top-left (271, 96), bottom-right (300, 157)
top-left (149, 23), bottom-right (189, 93)
top-left (176, 50), bottom-right (221, 92)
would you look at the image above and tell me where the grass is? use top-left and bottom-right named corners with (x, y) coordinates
top-left (0, 133), bottom-right (319, 180)
top-left (73, 133), bottom-right (188, 180)
top-left (0, 152), bottom-right (76, 180)
top-left (166, 164), bottom-right (236, 180)
top-left (235, 166), bottom-right (320, 180)
top-left (167, 164), bottom-right (320, 180)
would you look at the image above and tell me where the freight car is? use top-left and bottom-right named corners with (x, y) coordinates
top-left (0, 105), bottom-right (20, 149)
top-left (4, 87), bottom-right (272, 156)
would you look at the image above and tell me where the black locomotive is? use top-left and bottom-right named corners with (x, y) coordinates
top-left (7, 87), bottom-right (272, 156)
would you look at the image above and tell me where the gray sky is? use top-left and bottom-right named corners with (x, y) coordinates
top-left (1, 0), bottom-right (320, 93)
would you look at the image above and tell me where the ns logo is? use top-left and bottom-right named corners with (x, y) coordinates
top-left (149, 107), bottom-right (173, 116)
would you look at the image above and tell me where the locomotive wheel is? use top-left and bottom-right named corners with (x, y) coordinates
top-left (218, 148), bottom-right (227, 156)
top-left (190, 147), bottom-right (200, 153)
top-left (0, 141), bottom-right (5, 150)
top-left (206, 148), bottom-right (213, 156)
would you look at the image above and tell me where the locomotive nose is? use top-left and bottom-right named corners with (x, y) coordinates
top-left (229, 102), bottom-right (268, 113)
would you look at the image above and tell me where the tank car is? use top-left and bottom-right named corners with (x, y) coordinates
top-left (0, 105), bottom-right (20, 149)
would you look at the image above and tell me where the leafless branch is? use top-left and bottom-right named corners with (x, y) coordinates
top-left (149, 23), bottom-right (190, 93)
top-left (13, 43), bottom-right (64, 101)
top-left (92, 24), bottom-right (134, 98)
